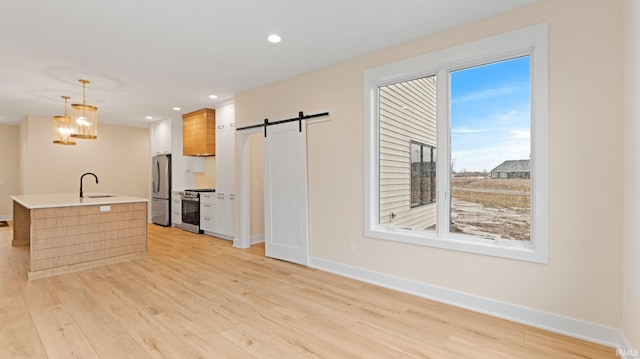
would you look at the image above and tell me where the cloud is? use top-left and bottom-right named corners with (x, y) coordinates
top-left (511, 129), bottom-right (530, 139)
top-left (451, 86), bottom-right (516, 104)
top-left (451, 127), bottom-right (490, 134)
top-left (452, 141), bottom-right (530, 172)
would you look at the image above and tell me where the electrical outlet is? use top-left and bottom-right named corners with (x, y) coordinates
top-left (100, 205), bottom-right (111, 212)
top-left (349, 241), bottom-right (356, 253)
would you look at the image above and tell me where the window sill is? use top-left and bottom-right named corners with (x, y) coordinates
top-left (365, 225), bottom-right (548, 264)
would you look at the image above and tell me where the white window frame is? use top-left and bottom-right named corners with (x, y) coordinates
top-left (364, 23), bottom-right (549, 263)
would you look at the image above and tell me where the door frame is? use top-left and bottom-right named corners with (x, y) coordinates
top-left (235, 113), bottom-right (330, 254)
top-left (234, 127), bottom-right (260, 249)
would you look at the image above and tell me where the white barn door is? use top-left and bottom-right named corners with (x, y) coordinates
top-left (263, 121), bottom-right (309, 265)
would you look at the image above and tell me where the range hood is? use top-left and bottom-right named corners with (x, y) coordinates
top-left (182, 108), bottom-right (215, 156)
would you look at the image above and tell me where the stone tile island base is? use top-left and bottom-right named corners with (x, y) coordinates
top-left (12, 199), bottom-right (147, 280)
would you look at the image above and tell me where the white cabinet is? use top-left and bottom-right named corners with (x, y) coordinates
top-left (151, 119), bottom-right (172, 155)
top-left (200, 193), bottom-right (217, 233)
top-left (212, 102), bottom-right (236, 239)
top-left (200, 192), bottom-right (234, 239)
top-left (184, 156), bottom-right (205, 173)
top-left (216, 193), bottom-right (235, 237)
top-left (171, 192), bottom-right (182, 226)
top-left (215, 102), bottom-right (235, 194)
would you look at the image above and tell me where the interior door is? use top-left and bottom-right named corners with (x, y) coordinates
top-left (263, 121), bottom-right (309, 265)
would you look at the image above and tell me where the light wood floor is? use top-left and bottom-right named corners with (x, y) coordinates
top-left (0, 223), bottom-right (616, 358)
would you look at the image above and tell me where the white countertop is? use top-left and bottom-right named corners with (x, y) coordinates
top-left (10, 193), bottom-right (148, 209)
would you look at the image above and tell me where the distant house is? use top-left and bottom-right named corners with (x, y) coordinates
top-left (490, 159), bottom-right (530, 179)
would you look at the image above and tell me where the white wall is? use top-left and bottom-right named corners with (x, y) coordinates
top-left (19, 116), bottom-right (149, 200)
top-left (0, 124), bottom-right (19, 219)
top-left (623, 0), bottom-right (640, 351)
top-left (194, 157), bottom-right (216, 189)
top-left (249, 133), bottom-right (264, 237)
top-left (170, 116), bottom-right (198, 192)
top-left (235, 0), bottom-right (629, 344)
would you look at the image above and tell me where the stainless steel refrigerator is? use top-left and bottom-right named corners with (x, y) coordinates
top-left (151, 154), bottom-right (171, 226)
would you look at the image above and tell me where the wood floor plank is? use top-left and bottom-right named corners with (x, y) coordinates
top-left (217, 296), bottom-right (422, 358)
top-left (73, 273), bottom-right (208, 359)
top-left (44, 272), bottom-right (85, 293)
top-left (152, 310), bottom-right (256, 358)
top-left (55, 289), bottom-right (152, 359)
top-left (0, 296), bottom-right (47, 358)
top-left (221, 323), bottom-right (319, 358)
top-left (0, 268), bottom-right (21, 300)
top-left (30, 305), bottom-right (100, 359)
top-left (0, 223), bottom-right (618, 358)
top-left (19, 278), bottom-right (61, 312)
top-left (348, 319), bottom-right (452, 358)
top-left (524, 328), bottom-right (617, 358)
top-left (444, 336), bottom-right (520, 359)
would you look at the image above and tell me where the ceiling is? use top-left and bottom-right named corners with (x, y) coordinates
top-left (0, 0), bottom-right (538, 128)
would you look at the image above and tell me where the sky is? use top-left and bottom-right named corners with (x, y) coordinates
top-left (449, 56), bottom-right (531, 172)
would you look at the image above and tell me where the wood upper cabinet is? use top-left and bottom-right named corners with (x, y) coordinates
top-left (182, 108), bottom-right (215, 156)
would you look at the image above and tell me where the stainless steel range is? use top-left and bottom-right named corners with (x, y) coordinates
top-left (179, 189), bottom-right (215, 233)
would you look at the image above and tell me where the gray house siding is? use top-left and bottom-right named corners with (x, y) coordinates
top-left (379, 76), bottom-right (437, 230)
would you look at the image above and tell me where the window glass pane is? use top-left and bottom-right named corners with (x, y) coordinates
top-left (410, 142), bottom-right (436, 208)
top-left (410, 142), bottom-right (422, 206)
top-left (425, 146), bottom-right (436, 204)
top-left (379, 76), bottom-right (437, 231)
top-left (449, 56), bottom-right (531, 241)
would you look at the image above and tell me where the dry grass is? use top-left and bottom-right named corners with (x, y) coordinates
top-left (452, 189), bottom-right (530, 209)
top-left (449, 177), bottom-right (531, 240)
top-left (451, 177), bottom-right (530, 209)
top-left (452, 177), bottom-right (530, 192)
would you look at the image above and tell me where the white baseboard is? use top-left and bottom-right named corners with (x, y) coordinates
top-left (233, 234), bottom-right (265, 249)
top-left (618, 333), bottom-right (639, 359)
top-left (0, 215), bottom-right (12, 221)
top-left (250, 234), bottom-right (265, 245)
top-left (309, 256), bottom-right (629, 351)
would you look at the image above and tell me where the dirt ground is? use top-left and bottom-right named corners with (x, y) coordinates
top-left (450, 197), bottom-right (530, 241)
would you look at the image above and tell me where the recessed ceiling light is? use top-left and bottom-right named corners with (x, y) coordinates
top-left (209, 94), bottom-right (218, 99)
top-left (145, 116), bottom-right (153, 120)
top-left (267, 34), bottom-right (282, 43)
top-left (172, 107), bottom-right (181, 111)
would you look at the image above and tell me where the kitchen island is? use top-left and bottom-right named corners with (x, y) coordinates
top-left (11, 193), bottom-right (148, 280)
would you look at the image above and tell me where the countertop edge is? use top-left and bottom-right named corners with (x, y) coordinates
top-left (10, 193), bottom-right (148, 209)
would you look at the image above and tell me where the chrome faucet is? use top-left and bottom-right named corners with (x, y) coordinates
top-left (80, 172), bottom-right (99, 198)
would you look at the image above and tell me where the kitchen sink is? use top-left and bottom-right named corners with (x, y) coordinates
top-left (85, 195), bottom-right (116, 198)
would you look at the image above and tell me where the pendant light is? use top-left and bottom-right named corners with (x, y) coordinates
top-left (70, 79), bottom-right (98, 139)
top-left (52, 95), bottom-right (76, 145)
